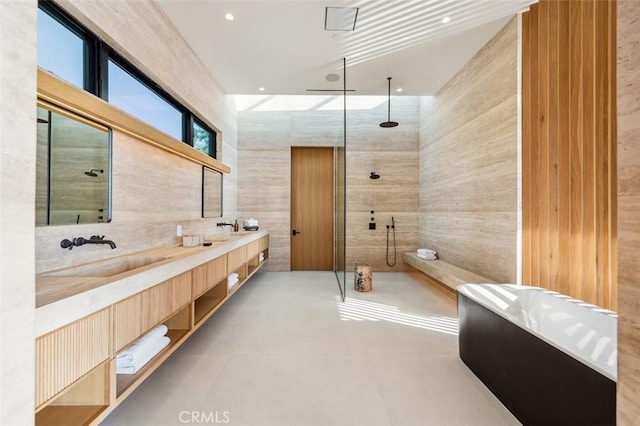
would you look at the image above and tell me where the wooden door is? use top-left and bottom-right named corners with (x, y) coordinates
top-left (291, 147), bottom-right (334, 270)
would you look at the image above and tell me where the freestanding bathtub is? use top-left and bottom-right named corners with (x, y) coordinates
top-left (457, 284), bottom-right (616, 426)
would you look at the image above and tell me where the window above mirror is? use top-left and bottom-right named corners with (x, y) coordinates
top-left (37, 0), bottom-right (218, 159)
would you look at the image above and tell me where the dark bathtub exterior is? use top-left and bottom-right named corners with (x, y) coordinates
top-left (457, 291), bottom-right (616, 426)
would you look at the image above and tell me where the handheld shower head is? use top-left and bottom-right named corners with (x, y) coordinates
top-left (84, 169), bottom-right (104, 177)
top-left (370, 172), bottom-right (380, 179)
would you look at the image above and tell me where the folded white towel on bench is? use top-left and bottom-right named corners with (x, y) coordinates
top-left (417, 248), bottom-right (437, 255)
top-left (417, 253), bottom-right (437, 260)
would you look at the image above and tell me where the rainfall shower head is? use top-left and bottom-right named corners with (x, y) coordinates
top-left (370, 172), bottom-right (380, 179)
top-left (379, 77), bottom-right (399, 128)
top-left (84, 169), bottom-right (104, 177)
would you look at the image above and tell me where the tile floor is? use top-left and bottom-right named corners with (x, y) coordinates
top-left (102, 271), bottom-right (520, 426)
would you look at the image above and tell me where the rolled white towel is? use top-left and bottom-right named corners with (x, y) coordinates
top-left (417, 253), bottom-right (437, 260)
top-left (245, 219), bottom-right (259, 226)
top-left (117, 336), bottom-right (170, 374)
top-left (228, 272), bottom-right (239, 287)
top-left (417, 248), bottom-right (437, 256)
top-left (116, 324), bottom-right (168, 363)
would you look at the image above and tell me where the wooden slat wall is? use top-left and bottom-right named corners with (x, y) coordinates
top-left (522, 0), bottom-right (617, 310)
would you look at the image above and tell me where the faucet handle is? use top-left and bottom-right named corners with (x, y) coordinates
top-left (60, 239), bottom-right (74, 250)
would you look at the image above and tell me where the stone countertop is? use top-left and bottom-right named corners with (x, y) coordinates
top-left (35, 230), bottom-right (268, 337)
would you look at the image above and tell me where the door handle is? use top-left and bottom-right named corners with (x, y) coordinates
top-left (292, 229), bottom-right (301, 236)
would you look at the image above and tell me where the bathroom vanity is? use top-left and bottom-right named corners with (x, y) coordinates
top-left (34, 231), bottom-right (269, 426)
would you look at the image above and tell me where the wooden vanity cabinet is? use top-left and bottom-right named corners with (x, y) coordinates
top-left (227, 246), bottom-right (248, 289)
top-left (113, 271), bottom-right (192, 353)
top-left (36, 235), bottom-right (268, 425)
top-left (192, 255), bottom-right (227, 298)
top-left (36, 308), bottom-right (111, 408)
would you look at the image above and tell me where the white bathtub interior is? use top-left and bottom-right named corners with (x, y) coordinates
top-left (457, 284), bottom-right (617, 382)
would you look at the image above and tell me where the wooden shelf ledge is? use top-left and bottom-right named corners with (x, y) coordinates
top-left (402, 253), bottom-right (495, 294)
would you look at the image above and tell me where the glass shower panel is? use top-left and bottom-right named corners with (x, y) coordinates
top-left (335, 58), bottom-right (347, 301)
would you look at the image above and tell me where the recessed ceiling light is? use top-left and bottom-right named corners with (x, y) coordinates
top-left (325, 73), bottom-right (340, 82)
top-left (225, 13), bottom-right (234, 21)
top-left (441, 16), bottom-right (451, 24)
top-left (396, 88), bottom-right (403, 92)
top-left (258, 87), bottom-right (265, 91)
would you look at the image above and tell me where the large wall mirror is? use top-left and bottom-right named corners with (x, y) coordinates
top-left (202, 166), bottom-right (222, 218)
top-left (36, 104), bottom-right (112, 226)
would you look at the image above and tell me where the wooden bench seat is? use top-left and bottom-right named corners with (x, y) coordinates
top-left (403, 252), bottom-right (495, 298)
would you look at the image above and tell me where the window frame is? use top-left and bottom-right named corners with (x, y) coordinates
top-left (37, 0), bottom-right (218, 159)
top-left (106, 50), bottom-right (188, 142)
top-left (191, 116), bottom-right (217, 157)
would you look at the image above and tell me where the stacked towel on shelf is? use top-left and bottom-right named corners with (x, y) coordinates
top-left (259, 251), bottom-right (265, 262)
top-left (228, 272), bottom-right (239, 289)
top-left (417, 248), bottom-right (437, 260)
top-left (116, 325), bottom-right (170, 374)
top-left (245, 218), bottom-right (259, 227)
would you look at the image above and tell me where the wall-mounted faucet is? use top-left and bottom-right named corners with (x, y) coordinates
top-left (60, 235), bottom-right (117, 250)
top-left (216, 222), bottom-right (234, 228)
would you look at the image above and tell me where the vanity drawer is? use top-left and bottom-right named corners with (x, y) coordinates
top-left (36, 308), bottom-right (111, 407)
top-left (227, 246), bottom-right (247, 273)
top-left (113, 293), bottom-right (143, 353)
top-left (247, 240), bottom-right (260, 259)
top-left (259, 236), bottom-right (269, 252)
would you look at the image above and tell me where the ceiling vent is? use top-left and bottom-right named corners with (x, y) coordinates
top-left (324, 7), bottom-right (359, 31)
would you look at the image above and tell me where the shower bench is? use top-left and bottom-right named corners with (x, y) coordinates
top-left (402, 252), bottom-right (495, 298)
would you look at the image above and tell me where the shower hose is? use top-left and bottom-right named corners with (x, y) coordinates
top-left (386, 216), bottom-right (397, 267)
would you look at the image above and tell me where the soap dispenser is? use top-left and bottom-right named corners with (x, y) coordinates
top-left (233, 219), bottom-right (239, 232)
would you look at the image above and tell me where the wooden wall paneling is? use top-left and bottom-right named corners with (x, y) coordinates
top-left (568, 0), bottom-right (584, 300)
top-left (522, 0), bottom-right (616, 310)
top-left (522, 11), bottom-right (531, 284)
top-left (547, 0), bottom-right (560, 293)
top-left (595, 0), bottom-right (610, 307)
top-left (530, 3), bottom-right (540, 287)
top-left (35, 309), bottom-right (111, 408)
top-left (557, 0), bottom-right (572, 299)
top-left (608, 0), bottom-right (617, 312)
top-left (582, 0), bottom-right (597, 303)
top-left (538, 0), bottom-right (551, 290)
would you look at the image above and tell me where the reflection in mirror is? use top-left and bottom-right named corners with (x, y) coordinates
top-left (202, 166), bottom-right (222, 218)
top-left (36, 105), bottom-right (112, 226)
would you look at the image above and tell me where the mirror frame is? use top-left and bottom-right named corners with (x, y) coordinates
top-left (37, 100), bottom-right (113, 226)
top-left (201, 166), bottom-right (223, 218)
